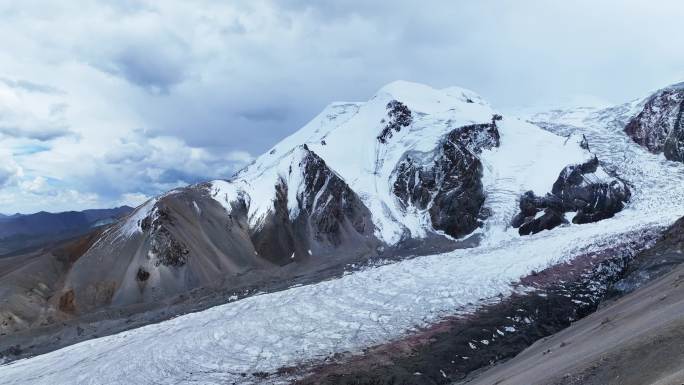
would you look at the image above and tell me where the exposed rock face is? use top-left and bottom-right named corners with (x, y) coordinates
top-left (517, 205), bottom-right (567, 236)
top-left (150, 227), bottom-right (189, 267)
top-left (135, 267), bottom-right (150, 282)
top-left (393, 119), bottom-right (500, 238)
top-left (625, 83), bottom-right (684, 162)
top-left (251, 147), bottom-right (377, 263)
top-left (664, 108), bottom-right (684, 162)
top-left (297, 147), bottom-right (373, 245)
top-left (142, 206), bottom-right (190, 267)
top-left (551, 157), bottom-right (631, 223)
top-left (249, 178), bottom-right (301, 265)
top-left (377, 100), bottom-right (412, 143)
top-left (513, 156), bottom-right (631, 235)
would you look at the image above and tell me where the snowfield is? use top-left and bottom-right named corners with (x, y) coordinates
top-left (2, 83), bottom-right (684, 385)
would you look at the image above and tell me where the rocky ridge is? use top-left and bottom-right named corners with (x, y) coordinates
top-left (625, 82), bottom-right (684, 162)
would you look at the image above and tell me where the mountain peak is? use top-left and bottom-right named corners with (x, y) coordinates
top-left (374, 80), bottom-right (487, 113)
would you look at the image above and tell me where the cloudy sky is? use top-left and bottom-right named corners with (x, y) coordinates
top-left (1, 0), bottom-right (682, 213)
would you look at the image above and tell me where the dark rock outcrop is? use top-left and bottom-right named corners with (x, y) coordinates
top-left (297, 148), bottom-right (373, 245)
top-left (377, 100), bottom-right (412, 143)
top-left (252, 147), bottom-right (378, 262)
top-left (517, 208), bottom-right (567, 236)
top-left (664, 106), bottom-right (684, 162)
top-left (135, 267), bottom-right (150, 282)
top-left (249, 178), bottom-right (303, 265)
top-left (625, 83), bottom-right (684, 162)
top-left (512, 156), bottom-right (631, 235)
top-left (141, 206), bottom-right (190, 267)
top-left (393, 120), bottom-right (500, 238)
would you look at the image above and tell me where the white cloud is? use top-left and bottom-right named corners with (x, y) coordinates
top-left (19, 176), bottom-right (48, 193)
top-left (0, 83), bottom-right (73, 140)
top-left (117, 192), bottom-right (150, 208)
top-left (0, 151), bottom-right (22, 187)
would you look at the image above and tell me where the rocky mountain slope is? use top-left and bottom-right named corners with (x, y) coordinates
top-left (624, 82), bottom-right (684, 162)
top-left (1, 81), bottom-right (684, 385)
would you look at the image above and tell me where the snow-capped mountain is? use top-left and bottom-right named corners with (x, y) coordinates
top-left (31, 81), bottom-right (633, 317)
top-left (208, 81), bottom-right (501, 245)
top-left (5, 81), bottom-right (684, 385)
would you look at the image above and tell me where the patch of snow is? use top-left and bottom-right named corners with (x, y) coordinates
top-left (119, 198), bottom-right (157, 237)
top-left (564, 212), bottom-right (576, 223)
top-left (209, 180), bottom-right (242, 215)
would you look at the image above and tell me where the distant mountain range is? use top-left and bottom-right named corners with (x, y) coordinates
top-left (0, 206), bottom-right (133, 255)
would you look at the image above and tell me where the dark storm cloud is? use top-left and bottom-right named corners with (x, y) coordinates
top-left (94, 43), bottom-right (188, 94)
top-left (238, 106), bottom-right (290, 122)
